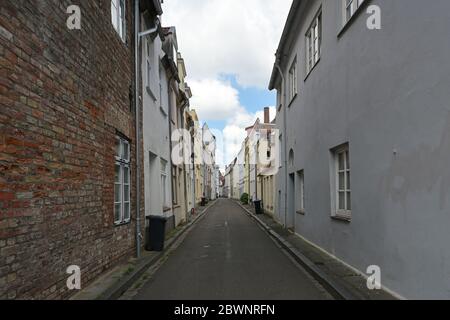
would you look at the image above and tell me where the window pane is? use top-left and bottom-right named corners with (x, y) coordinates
top-left (346, 0), bottom-right (354, 21)
top-left (339, 172), bottom-right (345, 190)
top-left (118, 11), bottom-right (123, 36)
top-left (124, 202), bottom-right (130, 221)
top-left (347, 192), bottom-right (352, 210)
top-left (115, 183), bottom-right (121, 202)
top-left (119, 0), bottom-right (125, 18)
top-left (115, 164), bottom-right (121, 183)
top-left (124, 185), bottom-right (130, 202)
top-left (300, 174), bottom-right (304, 209)
top-left (114, 203), bottom-right (121, 222)
top-left (119, 0), bottom-right (125, 38)
top-left (347, 171), bottom-right (351, 190)
top-left (115, 138), bottom-right (121, 158)
top-left (161, 175), bottom-right (167, 205)
top-left (338, 152), bottom-right (345, 170)
top-left (123, 166), bottom-right (129, 184)
top-left (111, 0), bottom-right (118, 30)
top-left (339, 192), bottom-right (346, 210)
top-left (346, 150), bottom-right (350, 169)
top-left (123, 141), bottom-right (129, 161)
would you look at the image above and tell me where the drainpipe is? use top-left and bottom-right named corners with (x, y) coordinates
top-left (274, 60), bottom-right (288, 229)
top-left (167, 75), bottom-right (175, 227)
top-left (180, 101), bottom-right (189, 220)
top-left (134, 0), bottom-right (160, 259)
top-left (192, 128), bottom-right (196, 211)
top-left (166, 64), bottom-right (183, 227)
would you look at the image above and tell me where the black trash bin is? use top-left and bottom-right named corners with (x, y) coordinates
top-left (145, 215), bottom-right (167, 252)
top-left (254, 200), bottom-right (263, 215)
top-left (201, 197), bottom-right (206, 206)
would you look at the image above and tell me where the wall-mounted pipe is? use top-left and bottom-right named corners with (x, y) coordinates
top-left (274, 61), bottom-right (288, 229)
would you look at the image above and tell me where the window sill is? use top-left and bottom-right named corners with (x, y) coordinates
top-left (160, 106), bottom-right (168, 117)
top-left (114, 220), bottom-right (131, 227)
top-left (304, 57), bottom-right (320, 82)
top-left (288, 94), bottom-right (298, 108)
top-left (337, 0), bottom-right (371, 38)
top-left (331, 213), bottom-right (351, 223)
top-left (146, 86), bottom-right (157, 102)
top-left (163, 207), bottom-right (171, 213)
top-left (296, 210), bottom-right (306, 215)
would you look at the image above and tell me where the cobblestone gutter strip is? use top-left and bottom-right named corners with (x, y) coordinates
top-left (235, 201), bottom-right (398, 300)
top-left (71, 201), bottom-right (218, 300)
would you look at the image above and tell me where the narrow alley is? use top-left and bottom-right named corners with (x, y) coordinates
top-left (129, 199), bottom-right (331, 300)
top-left (2, 0), bottom-right (450, 304)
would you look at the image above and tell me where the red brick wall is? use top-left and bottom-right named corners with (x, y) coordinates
top-left (0, 0), bottom-right (145, 299)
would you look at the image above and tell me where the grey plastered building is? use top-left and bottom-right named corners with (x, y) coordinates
top-left (269, 0), bottom-right (450, 299)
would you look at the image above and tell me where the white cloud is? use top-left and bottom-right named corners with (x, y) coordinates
top-left (161, 1), bottom-right (286, 169)
top-left (189, 78), bottom-right (241, 121)
top-left (163, 0), bottom-right (292, 89)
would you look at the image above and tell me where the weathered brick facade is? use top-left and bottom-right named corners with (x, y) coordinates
top-left (0, 0), bottom-right (145, 299)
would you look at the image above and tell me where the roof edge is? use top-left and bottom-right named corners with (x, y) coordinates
top-left (268, 0), bottom-right (302, 90)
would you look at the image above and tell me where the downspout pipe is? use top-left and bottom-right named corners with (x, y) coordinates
top-left (166, 60), bottom-right (182, 226)
top-left (167, 74), bottom-right (176, 229)
top-left (134, 0), bottom-right (160, 259)
top-left (180, 101), bottom-right (190, 221)
top-left (191, 127), bottom-right (196, 212)
top-left (274, 59), bottom-right (288, 229)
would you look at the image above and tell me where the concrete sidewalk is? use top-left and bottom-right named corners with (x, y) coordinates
top-left (71, 201), bottom-right (218, 300)
top-left (238, 201), bottom-right (399, 300)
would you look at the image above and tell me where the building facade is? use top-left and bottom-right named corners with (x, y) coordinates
top-left (0, 0), bottom-right (216, 300)
top-left (0, 0), bottom-right (157, 299)
top-left (142, 7), bottom-right (174, 233)
top-left (269, 0), bottom-right (450, 299)
top-left (223, 164), bottom-right (231, 198)
top-left (201, 123), bottom-right (216, 201)
top-left (162, 26), bottom-right (187, 228)
top-left (256, 108), bottom-right (277, 215)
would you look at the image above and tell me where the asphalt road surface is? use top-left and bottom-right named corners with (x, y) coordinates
top-left (132, 199), bottom-right (331, 300)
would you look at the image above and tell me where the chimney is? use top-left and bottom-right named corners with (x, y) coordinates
top-left (264, 107), bottom-right (270, 124)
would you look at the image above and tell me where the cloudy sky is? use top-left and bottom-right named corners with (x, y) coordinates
top-left (161, 0), bottom-right (292, 169)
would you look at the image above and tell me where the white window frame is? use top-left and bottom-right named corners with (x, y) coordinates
top-left (146, 39), bottom-right (152, 88)
top-left (278, 134), bottom-right (283, 169)
top-left (305, 10), bottom-right (322, 76)
top-left (111, 0), bottom-right (126, 42)
top-left (344, 0), bottom-right (365, 23)
top-left (161, 159), bottom-right (169, 209)
top-left (172, 165), bottom-right (178, 205)
top-left (288, 57), bottom-right (298, 103)
top-left (297, 170), bottom-right (305, 214)
top-left (289, 56), bottom-right (298, 102)
top-left (332, 145), bottom-right (351, 220)
top-left (115, 136), bottom-right (131, 225)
